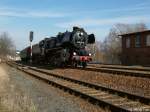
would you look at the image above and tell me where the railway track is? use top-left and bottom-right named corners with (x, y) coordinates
top-left (80, 66), bottom-right (150, 79)
top-left (15, 62), bottom-right (150, 79)
top-left (89, 64), bottom-right (150, 72)
top-left (7, 62), bottom-right (150, 112)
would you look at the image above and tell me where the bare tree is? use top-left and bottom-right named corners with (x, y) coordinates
top-left (101, 23), bottom-right (147, 64)
top-left (87, 41), bottom-right (103, 63)
top-left (0, 32), bottom-right (16, 61)
top-left (114, 23), bottom-right (147, 34)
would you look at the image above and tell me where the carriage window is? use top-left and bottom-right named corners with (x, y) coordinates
top-left (135, 35), bottom-right (141, 47)
top-left (126, 37), bottom-right (130, 48)
top-left (146, 35), bottom-right (150, 46)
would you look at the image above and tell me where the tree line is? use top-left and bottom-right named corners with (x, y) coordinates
top-left (89, 23), bottom-right (147, 64)
top-left (0, 23), bottom-right (147, 63)
top-left (0, 32), bottom-right (16, 61)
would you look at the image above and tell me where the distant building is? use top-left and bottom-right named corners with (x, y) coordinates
top-left (120, 30), bottom-right (150, 66)
top-left (16, 50), bottom-right (20, 54)
top-left (15, 51), bottom-right (21, 61)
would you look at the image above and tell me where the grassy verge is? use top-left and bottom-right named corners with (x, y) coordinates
top-left (0, 65), bottom-right (37, 112)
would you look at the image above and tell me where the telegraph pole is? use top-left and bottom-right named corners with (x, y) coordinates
top-left (29, 31), bottom-right (33, 64)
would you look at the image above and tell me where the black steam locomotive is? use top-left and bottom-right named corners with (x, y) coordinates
top-left (20, 27), bottom-right (95, 68)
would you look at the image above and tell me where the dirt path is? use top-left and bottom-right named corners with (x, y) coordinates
top-left (0, 64), bottom-right (9, 111)
top-left (0, 64), bottom-right (9, 91)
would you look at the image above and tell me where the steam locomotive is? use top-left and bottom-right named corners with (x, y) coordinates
top-left (20, 27), bottom-right (95, 68)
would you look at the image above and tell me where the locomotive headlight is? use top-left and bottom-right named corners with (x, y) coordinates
top-left (89, 53), bottom-right (92, 56)
top-left (78, 32), bottom-right (83, 37)
top-left (73, 52), bottom-right (77, 56)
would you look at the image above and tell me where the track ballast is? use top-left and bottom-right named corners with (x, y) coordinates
top-left (7, 62), bottom-right (150, 112)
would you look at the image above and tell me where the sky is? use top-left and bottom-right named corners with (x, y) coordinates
top-left (0, 0), bottom-right (150, 50)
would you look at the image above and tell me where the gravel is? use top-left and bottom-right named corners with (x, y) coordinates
top-left (39, 67), bottom-right (150, 98)
top-left (0, 64), bottom-right (105, 112)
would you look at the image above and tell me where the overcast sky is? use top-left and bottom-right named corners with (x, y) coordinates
top-left (0, 0), bottom-right (150, 50)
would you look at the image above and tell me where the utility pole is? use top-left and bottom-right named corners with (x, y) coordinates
top-left (29, 31), bottom-right (33, 64)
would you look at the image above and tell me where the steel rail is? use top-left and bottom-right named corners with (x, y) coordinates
top-left (7, 62), bottom-right (150, 112)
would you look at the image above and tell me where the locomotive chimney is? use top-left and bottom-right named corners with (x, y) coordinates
top-left (73, 26), bottom-right (80, 31)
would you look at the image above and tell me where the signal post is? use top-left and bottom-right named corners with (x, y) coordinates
top-left (29, 31), bottom-right (33, 64)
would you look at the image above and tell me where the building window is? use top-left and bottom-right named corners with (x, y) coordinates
top-left (135, 35), bottom-right (141, 47)
top-left (126, 37), bottom-right (130, 48)
top-left (146, 35), bottom-right (150, 46)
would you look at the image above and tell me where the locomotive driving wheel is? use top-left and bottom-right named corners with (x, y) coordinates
top-left (53, 56), bottom-right (62, 67)
top-left (71, 60), bottom-right (78, 68)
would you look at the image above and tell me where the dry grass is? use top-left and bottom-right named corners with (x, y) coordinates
top-left (0, 64), bottom-right (37, 112)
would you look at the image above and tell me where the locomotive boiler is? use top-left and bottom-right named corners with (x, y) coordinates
top-left (20, 27), bottom-right (95, 68)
